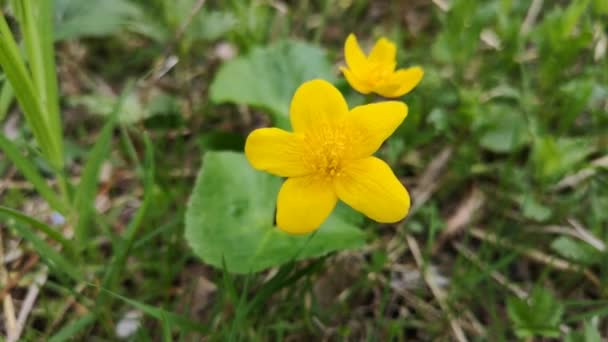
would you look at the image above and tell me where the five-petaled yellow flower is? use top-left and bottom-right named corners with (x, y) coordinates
top-left (245, 79), bottom-right (410, 234)
top-left (341, 33), bottom-right (423, 98)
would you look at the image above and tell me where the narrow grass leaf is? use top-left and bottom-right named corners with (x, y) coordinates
top-left (0, 10), bottom-right (62, 169)
top-left (0, 80), bottom-right (13, 121)
top-left (13, 0), bottom-right (48, 114)
top-left (0, 134), bottom-right (68, 214)
top-left (567, 306), bottom-right (608, 323)
top-left (99, 132), bottom-right (154, 296)
top-left (161, 312), bottom-right (173, 342)
top-left (0, 205), bottom-right (73, 252)
top-left (96, 287), bottom-right (207, 334)
top-left (48, 313), bottom-right (97, 342)
top-left (73, 84), bottom-right (133, 244)
top-left (37, 0), bottom-right (63, 140)
top-left (72, 115), bottom-right (115, 244)
top-left (10, 222), bottom-right (81, 282)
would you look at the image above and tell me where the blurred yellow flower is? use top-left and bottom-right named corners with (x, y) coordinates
top-left (245, 79), bottom-right (410, 234)
top-left (341, 33), bottom-right (423, 98)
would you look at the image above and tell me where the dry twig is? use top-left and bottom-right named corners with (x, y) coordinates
top-left (434, 187), bottom-right (484, 253)
top-left (11, 267), bottom-right (48, 342)
top-left (520, 0), bottom-right (544, 35)
top-left (406, 234), bottom-right (469, 342)
top-left (47, 282), bottom-right (88, 333)
top-left (1, 228), bottom-right (19, 341)
top-left (453, 242), bottom-right (571, 334)
top-left (143, 0), bottom-right (207, 85)
top-left (568, 218), bottom-right (606, 252)
top-left (410, 147), bottom-right (453, 215)
top-left (553, 155), bottom-right (608, 191)
top-left (453, 242), bottom-right (528, 299)
top-left (469, 227), bottom-right (601, 288)
top-left (0, 254), bottom-right (39, 302)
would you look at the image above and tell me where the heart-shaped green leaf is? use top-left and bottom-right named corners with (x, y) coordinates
top-left (185, 151), bottom-right (365, 274)
top-left (209, 40), bottom-right (336, 129)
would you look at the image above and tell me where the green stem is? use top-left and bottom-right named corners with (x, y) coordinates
top-left (365, 93), bottom-right (377, 104)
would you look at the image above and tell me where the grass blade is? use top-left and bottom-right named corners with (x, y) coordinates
top-left (36, 0), bottom-right (63, 141)
top-left (72, 114), bottom-right (115, 244)
top-left (0, 79), bottom-right (14, 121)
top-left (0, 10), bottom-right (62, 169)
top-left (96, 286), bottom-right (208, 334)
top-left (161, 312), bottom-right (173, 342)
top-left (13, 0), bottom-right (47, 112)
top-left (9, 222), bottom-right (81, 282)
top-left (12, 0), bottom-right (63, 148)
top-left (0, 134), bottom-right (68, 214)
top-left (0, 205), bottom-right (73, 252)
top-left (99, 133), bottom-right (154, 293)
top-left (72, 84), bottom-right (133, 244)
top-left (48, 313), bottom-right (97, 342)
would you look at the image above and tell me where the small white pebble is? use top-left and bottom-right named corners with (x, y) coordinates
top-left (214, 42), bottom-right (237, 61)
top-left (115, 310), bottom-right (142, 339)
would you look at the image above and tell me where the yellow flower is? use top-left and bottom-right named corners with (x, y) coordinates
top-left (245, 79), bottom-right (410, 234)
top-left (341, 33), bottom-right (424, 98)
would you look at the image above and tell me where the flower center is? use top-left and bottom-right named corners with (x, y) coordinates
top-left (303, 123), bottom-right (348, 179)
top-left (367, 62), bottom-right (393, 86)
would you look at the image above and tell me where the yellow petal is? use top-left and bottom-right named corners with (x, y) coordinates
top-left (340, 66), bottom-right (372, 94)
top-left (368, 37), bottom-right (397, 69)
top-left (344, 33), bottom-right (367, 71)
top-left (345, 101), bottom-right (408, 159)
top-left (245, 128), bottom-right (310, 177)
top-left (289, 79), bottom-right (348, 133)
top-left (335, 157), bottom-right (410, 223)
top-left (276, 176), bottom-right (338, 234)
top-left (375, 67), bottom-right (424, 98)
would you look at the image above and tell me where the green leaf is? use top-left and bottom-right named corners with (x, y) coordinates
top-left (72, 83), bottom-right (135, 244)
top-left (0, 11), bottom-right (63, 169)
top-left (209, 40), bottom-right (336, 129)
top-left (593, 0), bottom-right (608, 14)
top-left (72, 115), bottom-right (116, 244)
top-left (96, 287), bottom-right (207, 334)
top-left (531, 136), bottom-right (595, 182)
top-left (565, 320), bottom-right (602, 342)
top-left (0, 135), bottom-right (68, 214)
top-left (99, 134), bottom-right (154, 297)
top-left (507, 287), bottom-right (564, 338)
top-left (198, 131), bottom-right (245, 152)
top-left (9, 221), bottom-right (81, 282)
top-left (430, 0), bottom-right (492, 65)
top-left (13, 0), bottom-right (64, 150)
top-left (551, 236), bottom-right (601, 265)
top-left (520, 195), bottom-right (553, 222)
top-left (187, 10), bottom-right (238, 42)
top-left (48, 313), bottom-right (97, 342)
top-left (161, 311), bottom-right (173, 342)
top-left (557, 78), bottom-right (594, 132)
top-left (0, 206), bottom-right (73, 252)
top-left (475, 104), bottom-right (530, 153)
top-left (0, 78), bottom-right (14, 121)
top-left (185, 151), bottom-right (366, 274)
top-left (53, 0), bottom-right (140, 41)
top-left (427, 108), bottom-right (449, 132)
top-left (69, 91), bottom-right (178, 125)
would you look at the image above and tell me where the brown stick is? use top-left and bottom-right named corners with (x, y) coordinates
top-left (406, 234), bottom-right (469, 342)
top-left (469, 227), bottom-right (601, 288)
top-left (0, 254), bottom-right (40, 302)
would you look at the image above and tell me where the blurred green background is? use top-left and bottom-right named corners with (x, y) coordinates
top-left (0, 0), bottom-right (607, 340)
